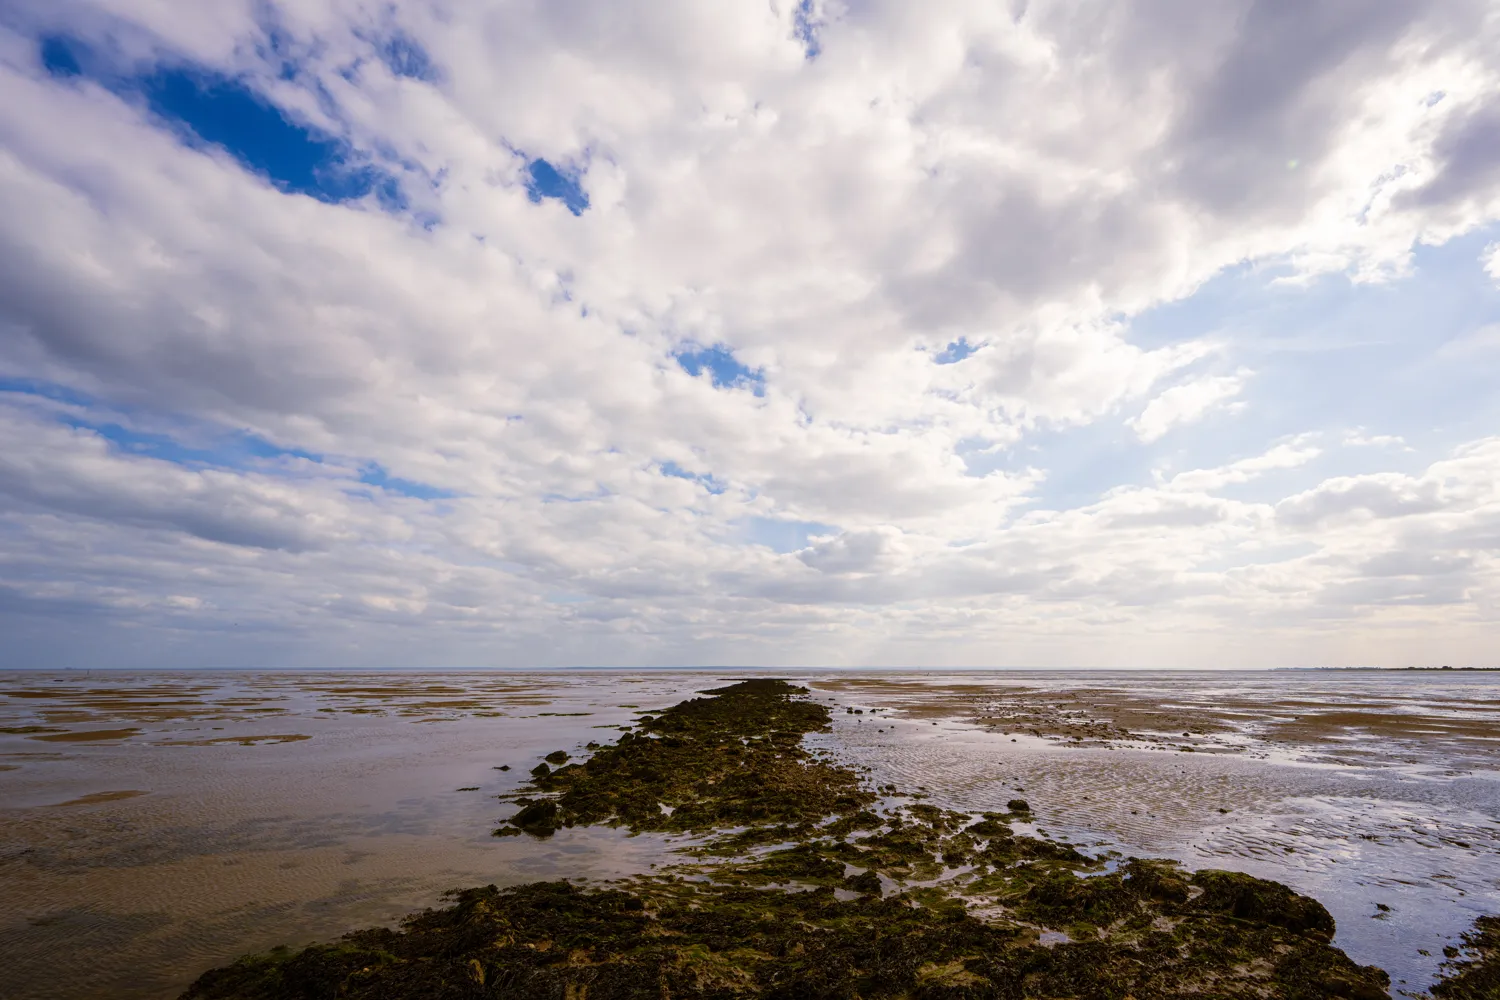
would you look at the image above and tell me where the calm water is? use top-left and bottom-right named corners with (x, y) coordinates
top-left (2, 669), bottom-right (1496, 999)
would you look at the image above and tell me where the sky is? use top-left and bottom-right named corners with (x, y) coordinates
top-left (1, 1), bottom-right (1499, 670)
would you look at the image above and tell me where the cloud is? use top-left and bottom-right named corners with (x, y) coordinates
top-left (1483, 241), bottom-right (1500, 283)
top-left (1, 1), bottom-right (1499, 666)
top-left (797, 527), bottom-right (908, 576)
top-left (1128, 373), bottom-right (1248, 443)
top-left (1341, 430), bottom-right (1409, 449)
top-left (1165, 439), bottom-right (1321, 492)
top-left (1275, 474), bottom-right (1447, 527)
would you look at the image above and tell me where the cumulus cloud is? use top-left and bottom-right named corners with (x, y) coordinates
top-left (1, 0), bottom-right (1499, 667)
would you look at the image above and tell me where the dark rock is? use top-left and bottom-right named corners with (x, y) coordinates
top-left (1190, 869), bottom-right (1335, 937)
top-left (508, 799), bottom-right (561, 837)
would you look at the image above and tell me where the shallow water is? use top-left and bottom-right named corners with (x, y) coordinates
top-left (0, 671), bottom-right (706, 999)
top-left (1, 668), bottom-right (1496, 999)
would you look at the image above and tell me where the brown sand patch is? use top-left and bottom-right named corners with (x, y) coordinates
top-left (158, 734), bottom-right (312, 747)
top-left (51, 790), bottom-right (148, 807)
top-left (29, 728), bottom-right (140, 743)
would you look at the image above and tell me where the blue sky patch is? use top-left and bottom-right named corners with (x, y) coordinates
top-left (526, 158), bottom-right (589, 215)
top-left (741, 516), bottom-right (836, 554)
top-left (0, 376), bottom-right (94, 408)
top-left (37, 34), bottom-right (403, 208)
top-left (377, 30), bottom-right (438, 81)
top-left (675, 344), bottom-right (765, 393)
top-left (40, 35), bottom-right (84, 77)
top-left (67, 421), bottom-right (227, 465)
top-left (75, 420), bottom-right (321, 470)
top-left (661, 460), bottom-right (727, 494)
top-left (793, 0), bottom-right (822, 59)
top-left (143, 69), bottom-right (403, 206)
top-left (358, 464), bottom-right (457, 500)
top-left (2, 377), bottom-right (327, 470)
top-left (934, 338), bottom-right (978, 364)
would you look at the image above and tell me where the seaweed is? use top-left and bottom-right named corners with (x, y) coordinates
top-left (183, 876), bottom-right (1393, 1000)
top-left (500, 679), bottom-right (875, 836)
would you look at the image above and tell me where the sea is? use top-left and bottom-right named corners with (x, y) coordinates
top-left (1, 668), bottom-right (1496, 999)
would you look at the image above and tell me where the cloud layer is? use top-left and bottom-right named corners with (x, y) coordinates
top-left (1, 0), bottom-right (1498, 667)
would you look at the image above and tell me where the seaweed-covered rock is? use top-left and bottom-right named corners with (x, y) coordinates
top-left (508, 799), bottom-right (561, 837)
top-left (1190, 868), bottom-right (1335, 937)
top-left (1007, 798), bottom-right (1031, 812)
top-left (182, 877), bottom-right (1395, 1000)
top-left (544, 750), bottom-right (570, 764)
top-left (507, 679), bottom-right (876, 835)
top-left (1433, 915), bottom-right (1500, 999)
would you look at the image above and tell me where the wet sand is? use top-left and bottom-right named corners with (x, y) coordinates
top-left (2, 669), bottom-right (1496, 999)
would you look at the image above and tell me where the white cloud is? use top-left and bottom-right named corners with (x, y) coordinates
top-left (1483, 241), bottom-right (1500, 283)
top-left (1128, 373), bottom-right (1248, 443)
top-left (1342, 430), bottom-right (1409, 449)
top-left (797, 527), bottom-right (910, 576)
top-left (1165, 439), bottom-right (1322, 493)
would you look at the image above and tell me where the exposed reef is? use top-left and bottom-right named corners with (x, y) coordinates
top-left (497, 679), bottom-right (873, 838)
top-left (182, 679), bottom-right (1484, 999)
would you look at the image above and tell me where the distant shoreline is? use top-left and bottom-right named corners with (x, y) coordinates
top-left (1280, 665), bottom-right (1499, 672)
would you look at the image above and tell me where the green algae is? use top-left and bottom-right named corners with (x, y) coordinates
top-left (180, 679), bottom-right (1439, 1000)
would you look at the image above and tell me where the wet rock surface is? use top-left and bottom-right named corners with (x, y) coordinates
top-left (172, 679), bottom-right (1485, 1000)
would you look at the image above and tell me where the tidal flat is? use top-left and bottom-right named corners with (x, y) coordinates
top-left (1, 669), bottom-right (1496, 998)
